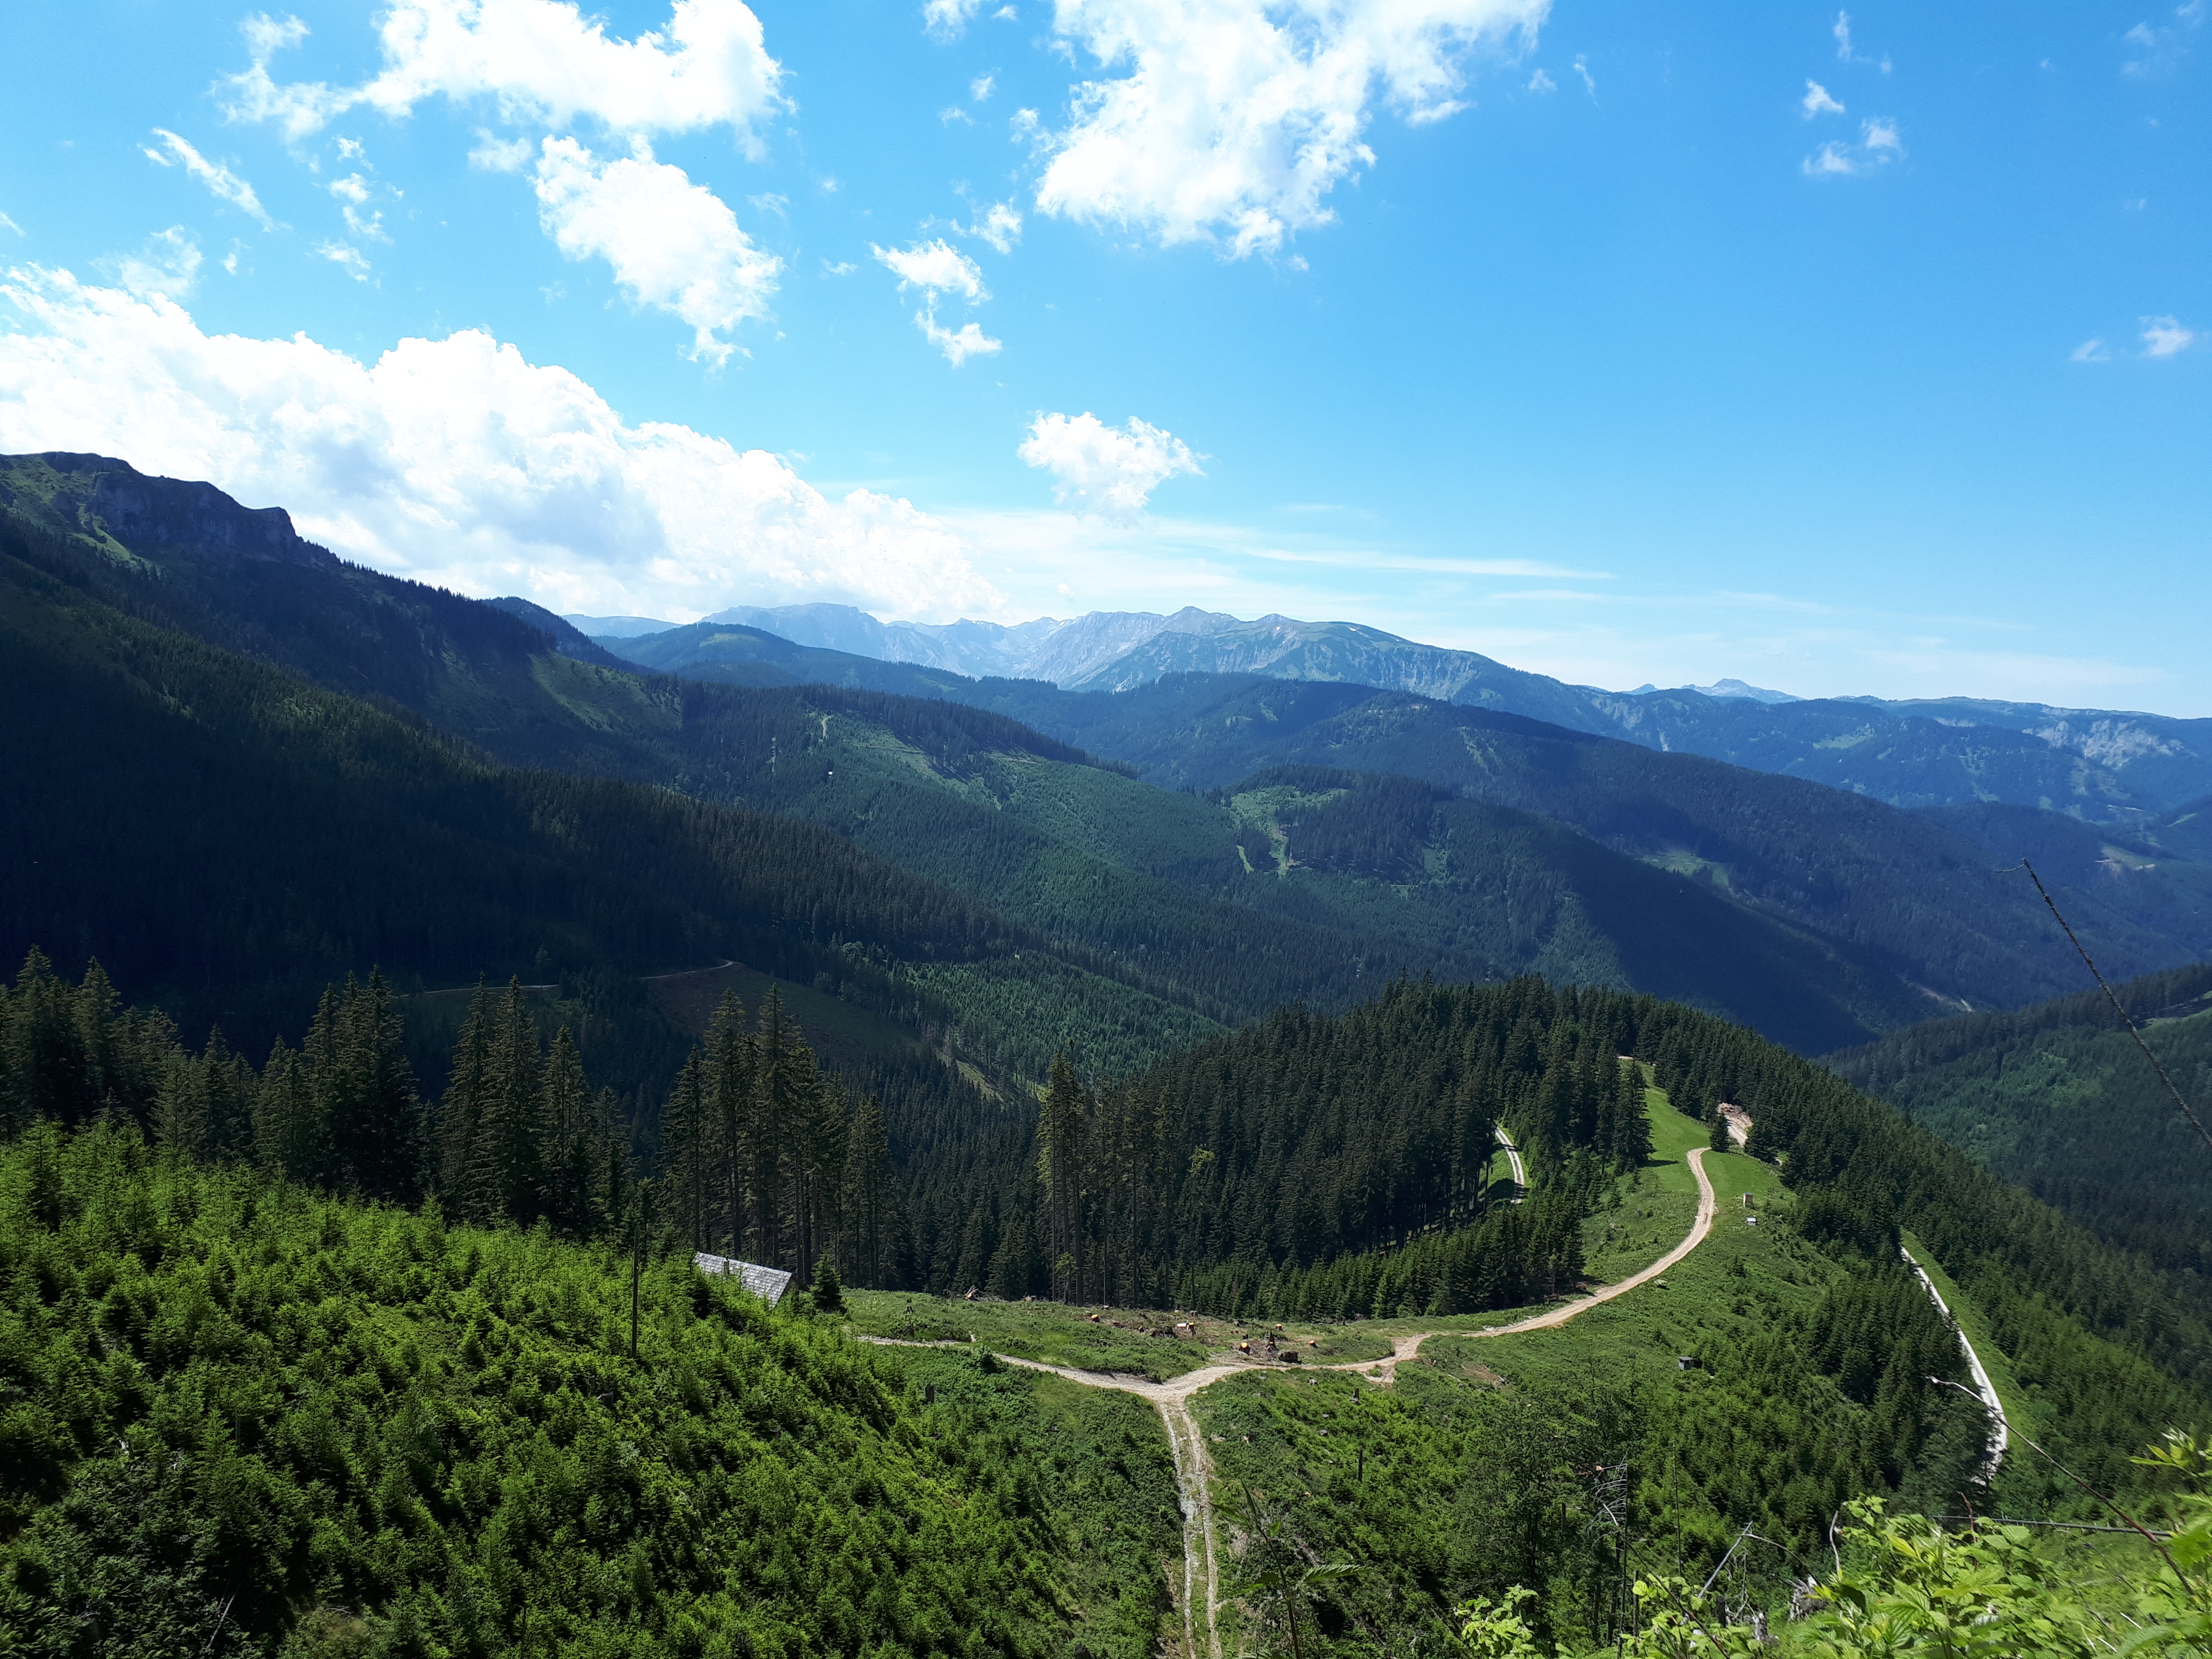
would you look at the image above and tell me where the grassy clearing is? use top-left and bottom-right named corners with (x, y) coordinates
top-left (1421, 1141), bottom-right (1801, 1398)
top-left (844, 1291), bottom-right (1395, 1381)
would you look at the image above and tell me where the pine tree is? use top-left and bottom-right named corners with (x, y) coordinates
top-left (467, 981), bottom-right (545, 1224)
top-left (661, 1053), bottom-right (710, 1251)
top-left (1040, 1055), bottom-right (1089, 1302)
top-left (541, 1025), bottom-right (595, 1234)
top-left (839, 1093), bottom-right (896, 1289)
top-left (750, 989), bottom-right (795, 1266)
top-left (150, 1051), bottom-right (208, 1166)
top-left (438, 983), bottom-right (495, 1219)
top-left (704, 992), bottom-right (751, 1258)
top-left (254, 1038), bottom-right (325, 1184)
top-left (336, 971), bottom-right (420, 1204)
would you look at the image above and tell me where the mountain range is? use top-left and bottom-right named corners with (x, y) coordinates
top-left (590, 600), bottom-right (2212, 824)
top-left (9, 451), bottom-right (2208, 1074)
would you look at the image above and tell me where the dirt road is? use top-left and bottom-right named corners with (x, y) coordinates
top-left (859, 1147), bottom-right (1719, 1656)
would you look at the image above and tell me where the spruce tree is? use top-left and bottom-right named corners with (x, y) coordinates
top-left (839, 1093), bottom-right (895, 1289)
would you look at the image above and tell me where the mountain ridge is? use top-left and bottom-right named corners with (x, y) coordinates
top-left (662, 598), bottom-right (2212, 819)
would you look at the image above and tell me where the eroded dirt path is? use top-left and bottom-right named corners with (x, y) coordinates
top-left (1900, 1245), bottom-right (2009, 1475)
top-left (859, 1146), bottom-right (1719, 1658)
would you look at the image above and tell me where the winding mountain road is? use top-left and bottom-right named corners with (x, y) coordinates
top-left (861, 1147), bottom-right (1718, 1657)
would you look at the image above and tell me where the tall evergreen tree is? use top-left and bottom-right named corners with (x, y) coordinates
top-left (839, 1092), bottom-right (897, 1289)
top-left (1039, 1055), bottom-right (1089, 1302)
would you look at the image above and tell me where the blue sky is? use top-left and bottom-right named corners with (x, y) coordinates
top-left (0, 0), bottom-right (2205, 709)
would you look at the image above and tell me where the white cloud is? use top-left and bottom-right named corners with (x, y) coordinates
top-left (142, 129), bottom-right (276, 229)
top-left (940, 104), bottom-right (975, 124)
top-left (924, 0), bottom-right (985, 40)
top-left (1801, 117), bottom-right (1901, 176)
top-left (960, 200), bottom-right (1023, 252)
top-left (469, 129), bottom-right (535, 170)
top-left (872, 238), bottom-right (988, 301)
top-left (873, 240), bottom-right (998, 363)
top-left (317, 240), bottom-right (372, 280)
top-left (1030, 0), bottom-right (1548, 258)
top-left (327, 173), bottom-right (390, 241)
top-left (1572, 52), bottom-right (1594, 96)
top-left (102, 228), bottom-right (204, 300)
top-left (532, 136), bottom-right (781, 366)
top-left (918, 311), bottom-right (1003, 364)
top-left (2070, 337), bottom-right (2109, 363)
top-left (1830, 9), bottom-right (1888, 70)
top-left (0, 214), bottom-right (22, 237)
top-left (2123, 2), bottom-right (2204, 76)
top-left (1526, 68), bottom-right (1554, 92)
top-left (2141, 315), bottom-right (2197, 357)
top-left (0, 268), bottom-right (1000, 620)
top-left (221, 0), bottom-right (785, 148)
top-left (1018, 410), bottom-right (1202, 519)
top-left (971, 71), bottom-right (997, 100)
top-left (1801, 79), bottom-right (1844, 117)
top-left (821, 258), bottom-right (857, 276)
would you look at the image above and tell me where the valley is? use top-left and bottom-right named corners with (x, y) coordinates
top-left (5, 452), bottom-right (2212, 1657)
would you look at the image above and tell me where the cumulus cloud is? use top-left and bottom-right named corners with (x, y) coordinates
top-left (1018, 411), bottom-right (1202, 518)
top-left (2141, 315), bottom-right (2198, 357)
top-left (103, 228), bottom-right (204, 300)
top-left (142, 129), bottom-right (276, 229)
top-left (1526, 68), bottom-right (1554, 92)
top-left (1030, 0), bottom-right (1548, 258)
top-left (532, 137), bottom-right (781, 366)
top-left (1801, 79), bottom-right (1844, 117)
top-left (0, 268), bottom-right (999, 620)
top-left (971, 72), bottom-right (997, 100)
top-left (221, 0), bottom-right (785, 147)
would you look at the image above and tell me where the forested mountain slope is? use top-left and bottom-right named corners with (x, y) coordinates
top-left (10, 940), bottom-right (2212, 1653)
top-left (679, 597), bottom-right (2212, 819)
top-left (0, 513), bottom-right (1216, 1088)
top-left (5, 451), bottom-right (1982, 1059)
top-left (881, 971), bottom-right (2212, 1500)
top-left (13, 450), bottom-right (2206, 1066)
top-left (0, 1125), bottom-right (1178, 1658)
top-left (1827, 962), bottom-right (2212, 1278)
top-left (974, 674), bottom-right (2210, 1013)
top-left (1078, 612), bottom-right (2212, 820)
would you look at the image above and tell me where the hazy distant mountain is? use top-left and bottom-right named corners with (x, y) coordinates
top-left (601, 601), bottom-right (2212, 821)
top-left (1628, 678), bottom-right (1801, 705)
top-left (696, 601), bottom-right (1245, 684)
top-left (564, 613), bottom-right (676, 637)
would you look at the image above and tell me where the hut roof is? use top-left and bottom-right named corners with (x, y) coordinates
top-left (693, 1252), bottom-right (794, 1307)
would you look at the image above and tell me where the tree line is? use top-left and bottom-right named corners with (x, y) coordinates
top-left (0, 948), bottom-right (898, 1291)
